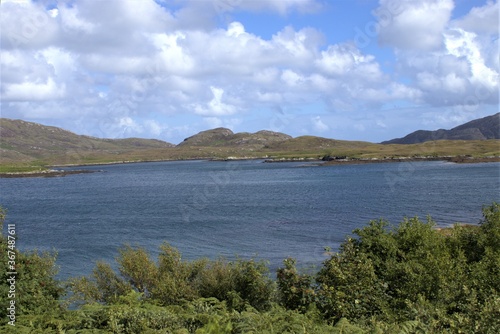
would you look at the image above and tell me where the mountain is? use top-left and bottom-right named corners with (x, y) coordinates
top-left (0, 118), bottom-right (174, 164)
top-left (1, 118), bottom-right (499, 168)
top-left (178, 128), bottom-right (292, 148)
top-left (382, 113), bottom-right (500, 144)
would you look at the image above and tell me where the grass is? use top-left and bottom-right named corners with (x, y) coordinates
top-left (0, 164), bottom-right (48, 173)
top-left (2, 118), bottom-right (499, 168)
top-left (1, 127), bottom-right (499, 169)
top-left (264, 139), bottom-right (500, 160)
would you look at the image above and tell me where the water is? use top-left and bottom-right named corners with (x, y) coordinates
top-left (0, 160), bottom-right (499, 279)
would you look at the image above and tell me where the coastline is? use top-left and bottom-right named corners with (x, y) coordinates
top-left (320, 155), bottom-right (500, 166)
top-left (0, 169), bottom-right (97, 178)
top-left (264, 155), bottom-right (500, 165)
top-left (1, 155), bottom-right (498, 178)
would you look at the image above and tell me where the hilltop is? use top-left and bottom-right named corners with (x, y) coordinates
top-left (382, 113), bottom-right (500, 144)
top-left (0, 118), bottom-right (173, 165)
top-left (1, 116), bottom-right (499, 171)
top-left (178, 128), bottom-right (292, 148)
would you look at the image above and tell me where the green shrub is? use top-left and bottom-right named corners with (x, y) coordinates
top-left (316, 237), bottom-right (389, 322)
top-left (70, 242), bottom-right (275, 311)
top-left (2, 203), bottom-right (499, 333)
top-left (313, 203), bottom-right (500, 331)
top-left (70, 261), bottom-right (131, 304)
top-left (277, 257), bottom-right (315, 312)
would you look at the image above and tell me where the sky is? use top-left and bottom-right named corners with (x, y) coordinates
top-left (1, 0), bottom-right (499, 144)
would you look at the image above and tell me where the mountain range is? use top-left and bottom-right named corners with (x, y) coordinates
top-left (382, 113), bottom-right (499, 144)
top-left (0, 114), bottom-right (499, 166)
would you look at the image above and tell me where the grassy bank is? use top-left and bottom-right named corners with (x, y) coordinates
top-left (0, 164), bottom-right (48, 174)
top-left (1, 139), bottom-right (499, 174)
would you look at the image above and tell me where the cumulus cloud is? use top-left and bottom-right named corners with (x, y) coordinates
top-left (376, 0), bottom-right (454, 51)
top-left (3, 77), bottom-right (65, 101)
top-left (0, 0), bottom-right (498, 143)
top-left (452, 0), bottom-right (499, 35)
top-left (312, 116), bottom-right (329, 132)
top-left (194, 86), bottom-right (238, 116)
top-left (210, 0), bottom-right (323, 16)
top-left (377, 0), bottom-right (499, 109)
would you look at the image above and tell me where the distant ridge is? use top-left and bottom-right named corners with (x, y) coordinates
top-left (1, 117), bottom-right (499, 167)
top-left (382, 113), bottom-right (500, 144)
top-left (0, 118), bottom-right (174, 164)
top-left (178, 127), bottom-right (292, 148)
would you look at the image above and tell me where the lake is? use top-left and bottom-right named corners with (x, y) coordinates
top-left (0, 160), bottom-right (499, 279)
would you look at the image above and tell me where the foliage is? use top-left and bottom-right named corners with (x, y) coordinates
top-left (70, 242), bottom-right (275, 312)
top-left (311, 203), bottom-right (500, 332)
top-left (1, 203), bottom-right (499, 333)
top-left (276, 257), bottom-right (316, 312)
top-left (316, 235), bottom-right (390, 322)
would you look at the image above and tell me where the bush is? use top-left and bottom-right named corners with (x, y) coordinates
top-left (316, 237), bottom-right (389, 322)
top-left (70, 242), bottom-right (275, 311)
top-left (311, 203), bottom-right (500, 332)
top-left (2, 203), bottom-right (499, 332)
top-left (276, 258), bottom-right (315, 312)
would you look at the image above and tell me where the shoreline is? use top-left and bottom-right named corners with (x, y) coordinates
top-left (0, 169), bottom-right (97, 178)
top-left (262, 155), bottom-right (500, 165)
top-left (320, 155), bottom-right (500, 166)
top-left (1, 155), bottom-right (498, 178)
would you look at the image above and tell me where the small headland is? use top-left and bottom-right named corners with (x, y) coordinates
top-left (0, 169), bottom-right (97, 178)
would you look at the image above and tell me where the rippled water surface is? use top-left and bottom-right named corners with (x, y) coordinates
top-left (1, 160), bottom-right (499, 279)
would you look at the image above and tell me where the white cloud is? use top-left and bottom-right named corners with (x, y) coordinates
top-left (204, 117), bottom-right (223, 129)
top-left (151, 32), bottom-right (194, 75)
top-left (316, 44), bottom-right (383, 82)
top-left (1, 1), bottom-right (58, 50)
top-left (281, 70), bottom-right (304, 87)
top-left (39, 47), bottom-right (76, 80)
top-left (452, 0), bottom-right (499, 35)
top-left (203, 116), bottom-right (242, 130)
top-left (3, 77), bottom-right (65, 101)
top-left (59, 5), bottom-right (95, 33)
top-left (376, 0), bottom-right (454, 51)
top-left (48, 8), bottom-right (58, 18)
top-left (0, 0), bottom-right (498, 143)
top-left (312, 116), bottom-right (329, 132)
top-left (444, 29), bottom-right (498, 90)
top-left (376, 119), bottom-right (387, 128)
top-left (194, 86), bottom-right (238, 116)
top-left (212, 0), bottom-right (323, 15)
top-left (118, 116), bottom-right (138, 129)
top-left (378, 0), bottom-right (499, 108)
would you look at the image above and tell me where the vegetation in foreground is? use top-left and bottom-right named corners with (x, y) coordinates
top-left (0, 204), bottom-right (499, 333)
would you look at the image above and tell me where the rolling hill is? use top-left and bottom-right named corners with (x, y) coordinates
top-left (178, 128), bottom-right (292, 148)
top-left (382, 113), bottom-right (500, 144)
top-left (1, 115), bottom-right (499, 169)
top-left (0, 118), bottom-right (174, 164)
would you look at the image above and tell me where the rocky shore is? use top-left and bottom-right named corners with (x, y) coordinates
top-left (0, 169), bottom-right (97, 178)
top-left (263, 155), bottom-right (500, 165)
top-left (321, 155), bottom-right (500, 166)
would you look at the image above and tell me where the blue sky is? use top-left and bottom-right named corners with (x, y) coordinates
top-left (1, 0), bottom-right (498, 144)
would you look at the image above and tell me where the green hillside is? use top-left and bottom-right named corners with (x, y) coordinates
top-left (0, 118), bottom-right (173, 166)
top-left (1, 118), bottom-right (499, 172)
